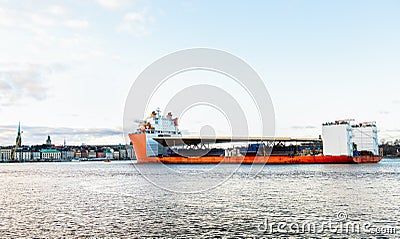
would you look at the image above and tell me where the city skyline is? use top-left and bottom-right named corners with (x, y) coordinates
top-left (1, 0), bottom-right (399, 145)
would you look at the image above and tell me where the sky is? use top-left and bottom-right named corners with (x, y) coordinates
top-left (0, 0), bottom-right (399, 146)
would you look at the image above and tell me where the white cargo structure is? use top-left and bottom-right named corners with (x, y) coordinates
top-left (352, 123), bottom-right (379, 156)
top-left (146, 136), bottom-right (167, 157)
top-left (322, 121), bottom-right (354, 156)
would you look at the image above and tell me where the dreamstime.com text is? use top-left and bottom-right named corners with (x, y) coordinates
top-left (256, 212), bottom-right (398, 235)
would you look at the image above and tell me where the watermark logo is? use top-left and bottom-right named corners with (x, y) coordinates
top-left (256, 212), bottom-right (399, 235)
top-left (336, 211), bottom-right (348, 220)
top-left (123, 48), bottom-right (275, 193)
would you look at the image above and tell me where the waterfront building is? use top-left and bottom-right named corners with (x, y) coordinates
top-left (61, 150), bottom-right (75, 160)
top-left (32, 151), bottom-right (41, 161)
top-left (119, 149), bottom-right (127, 159)
top-left (113, 150), bottom-right (120, 159)
top-left (2, 143), bottom-right (141, 162)
top-left (126, 145), bottom-right (136, 159)
top-left (74, 150), bottom-right (82, 158)
top-left (88, 150), bottom-right (96, 158)
top-left (41, 149), bottom-right (61, 160)
top-left (81, 149), bottom-right (88, 158)
top-left (1, 148), bottom-right (12, 161)
top-left (96, 151), bottom-right (105, 158)
top-left (14, 148), bottom-right (32, 162)
top-left (105, 149), bottom-right (113, 159)
top-left (67, 150), bottom-right (74, 159)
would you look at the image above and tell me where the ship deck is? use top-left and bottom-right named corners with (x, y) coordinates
top-left (152, 136), bottom-right (322, 146)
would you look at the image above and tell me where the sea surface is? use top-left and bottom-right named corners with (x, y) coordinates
top-left (1, 159), bottom-right (400, 238)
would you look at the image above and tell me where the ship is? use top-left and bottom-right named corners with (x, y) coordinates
top-left (128, 109), bottom-right (382, 164)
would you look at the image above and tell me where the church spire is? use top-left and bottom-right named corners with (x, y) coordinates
top-left (16, 121), bottom-right (22, 147)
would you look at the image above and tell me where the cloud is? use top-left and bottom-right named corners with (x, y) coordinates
top-left (0, 63), bottom-right (66, 106)
top-left (63, 19), bottom-right (90, 30)
top-left (22, 126), bottom-right (122, 137)
top-left (96, 0), bottom-right (128, 10)
top-left (290, 125), bottom-right (317, 130)
top-left (0, 64), bottom-right (47, 103)
top-left (90, 50), bottom-right (107, 58)
top-left (383, 129), bottom-right (400, 133)
top-left (0, 125), bottom-right (123, 146)
top-left (47, 5), bottom-right (68, 16)
top-left (0, 7), bottom-right (54, 34)
top-left (117, 9), bottom-right (154, 36)
top-left (379, 110), bottom-right (390, 115)
top-left (0, 6), bottom-right (95, 59)
top-left (0, 6), bottom-right (89, 33)
top-left (379, 129), bottom-right (400, 141)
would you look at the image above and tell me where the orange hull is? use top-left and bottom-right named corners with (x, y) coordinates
top-left (129, 134), bottom-right (382, 164)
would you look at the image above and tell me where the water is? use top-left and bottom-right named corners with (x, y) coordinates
top-left (1, 159), bottom-right (400, 238)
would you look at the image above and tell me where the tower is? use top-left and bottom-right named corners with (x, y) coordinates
top-left (16, 121), bottom-right (22, 147)
top-left (46, 135), bottom-right (52, 146)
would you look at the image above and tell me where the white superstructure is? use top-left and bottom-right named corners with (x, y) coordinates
top-left (322, 120), bottom-right (354, 156)
top-left (322, 120), bottom-right (380, 157)
top-left (352, 122), bottom-right (379, 156)
top-left (135, 108), bottom-right (181, 157)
